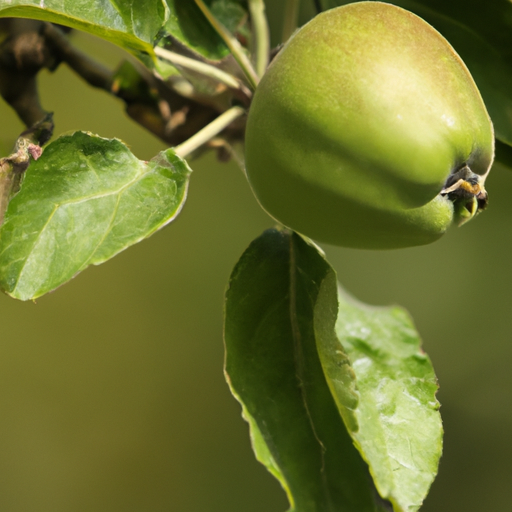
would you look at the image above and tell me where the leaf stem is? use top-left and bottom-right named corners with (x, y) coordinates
top-left (174, 106), bottom-right (245, 158)
top-left (154, 47), bottom-right (244, 92)
top-left (282, 0), bottom-right (300, 43)
top-left (194, 0), bottom-right (260, 90)
top-left (248, 0), bottom-right (270, 78)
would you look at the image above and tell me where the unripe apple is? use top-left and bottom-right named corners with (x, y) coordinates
top-left (244, 1), bottom-right (494, 249)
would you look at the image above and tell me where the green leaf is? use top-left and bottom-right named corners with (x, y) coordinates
top-left (0, 0), bottom-right (248, 64)
top-left (0, 0), bottom-right (168, 59)
top-left (224, 228), bottom-right (390, 512)
top-left (323, 0), bottom-right (512, 146)
top-left (161, 0), bottom-right (247, 60)
top-left (0, 131), bottom-right (191, 301)
top-left (324, 290), bottom-right (443, 512)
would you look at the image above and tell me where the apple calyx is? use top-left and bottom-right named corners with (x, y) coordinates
top-left (441, 165), bottom-right (489, 225)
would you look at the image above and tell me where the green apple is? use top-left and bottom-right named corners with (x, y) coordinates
top-left (244, 1), bottom-right (494, 249)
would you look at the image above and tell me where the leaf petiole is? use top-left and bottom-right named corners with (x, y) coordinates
top-left (174, 106), bottom-right (245, 158)
top-left (154, 47), bottom-right (245, 93)
top-left (194, 0), bottom-right (260, 90)
top-left (248, 0), bottom-right (270, 78)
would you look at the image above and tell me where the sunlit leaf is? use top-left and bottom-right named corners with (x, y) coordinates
top-left (319, 288), bottom-right (443, 512)
top-left (0, 131), bottom-right (191, 300)
top-left (0, 0), bottom-right (248, 64)
top-left (0, 0), bottom-right (167, 59)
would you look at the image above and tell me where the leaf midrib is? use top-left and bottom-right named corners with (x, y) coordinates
top-left (288, 234), bottom-right (334, 512)
top-left (11, 161), bottom-right (149, 293)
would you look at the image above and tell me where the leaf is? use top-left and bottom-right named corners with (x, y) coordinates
top-left (0, 0), bottom-right (248, 64)
top-left (323, 0), bottom-right (512, 146)
top-left (322, 289), bottom-right (443, 512)
top-left (161, 0), bottom-right (247, 60)
top-left (224, 228), bottom-right (391, 512)
top-left (0, 131), bottom-right (191, 301)
top-left (0, 0), bottom-right (168, 59)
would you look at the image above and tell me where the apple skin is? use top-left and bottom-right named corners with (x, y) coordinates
top-left (244, 1), bottom-right (494, 249)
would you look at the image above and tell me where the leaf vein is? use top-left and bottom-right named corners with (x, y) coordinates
top-left (9, 161), bottom-right (147, 293)
top-left (288, 234), bottom-right (334, 512)
top-left (81, 190), bottom-right (122, 271)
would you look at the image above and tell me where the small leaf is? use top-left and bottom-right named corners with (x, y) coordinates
top-left (323, 289), bottom-right (442, 512)
top-left (0, 131), bottom-right (191, 300)
top-left (224, 228), bottom-right (390, 512)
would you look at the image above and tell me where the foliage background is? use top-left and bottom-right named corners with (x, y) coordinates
top-left (0, 6), bottom-right (511, 512)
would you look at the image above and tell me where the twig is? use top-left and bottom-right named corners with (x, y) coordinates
top-left (248, 0), bottom-right (270, 77)
top-left (0, 114), bottom-right (54, 224)
top-left (313, 0), bottom-right (323, 15)
top-left (0, 19), bottom-right (50, 126)
top-left (174, 106), bottom-right (245, 158)
top-left (1, 21), bottom-right (247, 161)
top-left (42, 22), bottom-right (112, 90)
top-left (194, 0), bottom-right (260, 90)
top-left (39, 24), bottom-right (238, 148)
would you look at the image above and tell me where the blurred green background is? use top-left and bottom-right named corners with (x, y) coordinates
top-left (1, 6), bottom-right (512, 512)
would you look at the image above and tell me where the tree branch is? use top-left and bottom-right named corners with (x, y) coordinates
top-left (0, 19), bottom-right (52, 126)
top-left (0, 20), bottom-right (248, 161)
top-left (42, 22), bottom-right (112, 90)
